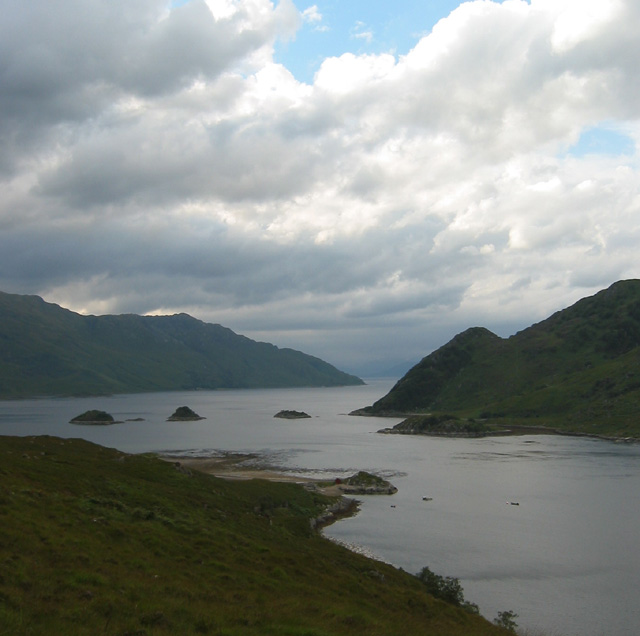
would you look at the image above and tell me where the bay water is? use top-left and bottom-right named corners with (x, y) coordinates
top-left (1, 379), bottom-right (638, 636)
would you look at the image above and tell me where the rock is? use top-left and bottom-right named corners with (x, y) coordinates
top-left (274, 410), bottom-right (311, 419)
top-left (69, 410), bottom-right (117, 425)
top-left (337, 471), bottom-right (398, 495)
top-left (167, 406), bottom-right (205, 421)
top-left (310, 498), bottom-right (359, 530)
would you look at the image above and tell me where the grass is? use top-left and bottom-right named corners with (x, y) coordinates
top-left (0, 435), bottom-right (508, 636)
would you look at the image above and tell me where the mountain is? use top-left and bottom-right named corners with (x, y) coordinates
top-left (0, 291), bottom-right (363, 398)
top-left (358, 280), bottom-right (640, 438)
top-left (346, 358), bottom-right (420, 379)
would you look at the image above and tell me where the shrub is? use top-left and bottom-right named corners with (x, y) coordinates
top-left (415, 566), bottom-right (478, 613)
top-left (494, 610), bottom-right (518, 632)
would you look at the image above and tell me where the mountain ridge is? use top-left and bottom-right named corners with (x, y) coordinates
top-left (357, 280), bottom-right (640, 438)
top-left (0, 291), bottom-right (363, 398)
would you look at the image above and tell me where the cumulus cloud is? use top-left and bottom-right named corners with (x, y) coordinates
top-left (1, 0), bottom-right (639, 372)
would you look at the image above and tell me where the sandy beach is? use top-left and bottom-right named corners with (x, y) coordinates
top-left (161, 452), bottom-right (345, 496)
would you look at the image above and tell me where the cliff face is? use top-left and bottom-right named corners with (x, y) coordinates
top-left (360, 280), bottom-right (640, 438)
top-left (0, 291), bottom-right (363, 398)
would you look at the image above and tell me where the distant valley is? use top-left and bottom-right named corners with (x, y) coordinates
top-left (0, 291), bottom-right (363, 399)
top-left (357, 280), bottom-right (640, 439)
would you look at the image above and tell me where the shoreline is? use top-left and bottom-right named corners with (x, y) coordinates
top-left (377, 424), bottom-right (639, 444)
top-left (160, 452), bottom-right (362, 530)
top-left (159, 452), bottom-right (348, 497)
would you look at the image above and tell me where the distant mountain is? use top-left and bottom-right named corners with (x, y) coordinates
top-left (346, 358), bottom-right (419, 379)
top-left (0, 291), bottom-right (363, 398)
top-left (357, 280), bottom-right (640, 438)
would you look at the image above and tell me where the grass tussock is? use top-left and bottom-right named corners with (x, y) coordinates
top-left (0, 435), bottom-right (508, 636)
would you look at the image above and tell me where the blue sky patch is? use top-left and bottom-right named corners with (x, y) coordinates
top-left (275, 0), bottom-right (465, 83)
top-left (567, 125), bottom-right (635, 158)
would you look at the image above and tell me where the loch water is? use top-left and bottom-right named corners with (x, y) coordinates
top-left (1, 379), bottom-right (638, 636)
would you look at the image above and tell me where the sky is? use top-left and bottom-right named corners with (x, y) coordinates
top-left (1, 0), bottom-right (639, 376)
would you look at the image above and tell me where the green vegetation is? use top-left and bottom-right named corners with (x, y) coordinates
top-left (0, 291), bottom-right (363, 399)
top-left (387, 414), bottom-right (494, 437)
top-left (416, 566), bottom-right (479, 615)
top-left (493, 610), bottom-right (519, 633)
top-left (342, 471), bottom-right (389, 488)
top-left (0, 435), bottom-right (505, 636)
top-left (416, 568), bottom-right (520, 633)
top-left (360, 280), bottom-right (640, 438)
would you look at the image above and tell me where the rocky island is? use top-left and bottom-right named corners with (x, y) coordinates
top-left (69, 410), bottom-right (118, 425)
top-left (333, 471), bottom-right (398, 495)
top-left (274, 410), bottom-right (312, 419)
top-left (167, 406), bottom-right (205, 421)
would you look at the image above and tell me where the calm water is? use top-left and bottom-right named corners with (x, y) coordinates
top-left (1, 379), bottom-right (638, 636)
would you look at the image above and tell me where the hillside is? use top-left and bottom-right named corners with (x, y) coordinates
top-left (358, 280), bottom-right (640, 438)
top-left (0, 291), bottom-right (362, 398)
top-left (0, 435), bottom-right (505, 636)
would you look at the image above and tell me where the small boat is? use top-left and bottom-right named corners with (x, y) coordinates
top-left (422, 496), bottom-right (433, 501)
top-left (508, 501), bottom-right (520, 506)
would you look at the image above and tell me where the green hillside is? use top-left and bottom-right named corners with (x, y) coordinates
top-left (0, 435), bottom-right (506, 636)
top-left (0, 291), bottom-right (362, 398)
top-left (359, 280), bottom-right (640, 439)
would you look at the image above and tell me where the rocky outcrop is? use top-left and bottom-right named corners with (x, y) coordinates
top-left (310, 497), bottom-right (359, 530)
top-left (379, 414), bottom-right (493, 438)
top-left (336, 471), bottom-right (398, 495)
top-left (69, 410), bottom-right (118, 425)
top-left (167, 406), bottom-right (205, 421)
top-left (274, 410), bottom-right (311, 419)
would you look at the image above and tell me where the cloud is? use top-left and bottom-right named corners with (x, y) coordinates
top-left (351, 21), bottom-right (373, 44)
top-left (302, 4), bottom-right (321, 24)
top-left (1, 0), bottom-right (639, 373)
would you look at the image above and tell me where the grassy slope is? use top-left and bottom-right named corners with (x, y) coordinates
top-left (0, 292), bottom-right (363, 398)
top-left (0, 435), bottom-right (506, 636)
top-left (364, 280), bottom-right (640, 438)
